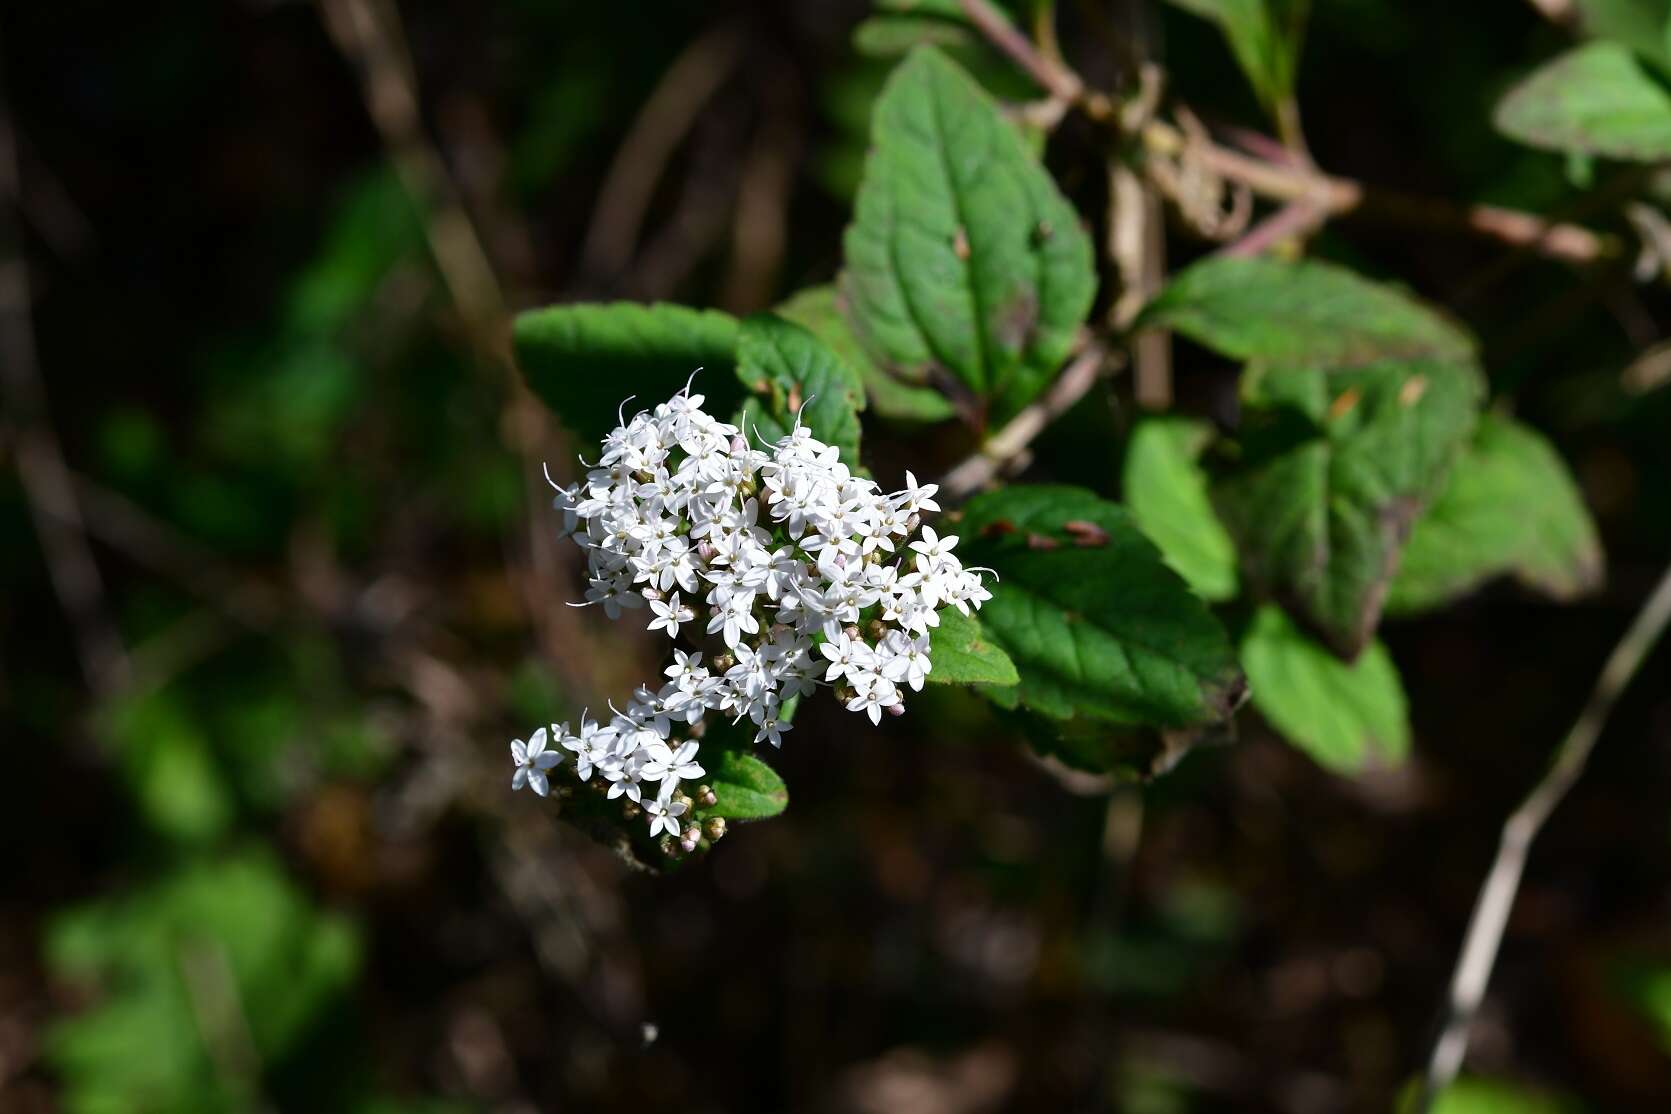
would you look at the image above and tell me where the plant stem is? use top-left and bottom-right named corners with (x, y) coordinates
top-left (939, 340), bottom-right (1114, 498)
top-left (1418, 559), bottom-right (1671, 1110)
top-left (954, 0), bottom-right (1616, 265)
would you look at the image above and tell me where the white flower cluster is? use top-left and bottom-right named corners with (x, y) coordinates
top-left (509, 380), bottom-right (990, 850)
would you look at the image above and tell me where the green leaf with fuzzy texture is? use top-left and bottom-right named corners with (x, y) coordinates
top-left (514, 302), bottom-right (741, 445)
top-left (1215, 357), bottom-right (1482, 657)
top-left (1142, 256), bottom-right (1484, 658)
top-left (1388, 415), bottom-right (1604, 614)
top-left (1123, 417), bottom-right (1239, 602)
top-left (1495, 41), bottom-right (1671, 161)
top-left (703, 748), bottom-right (788, 821)
top-left (927, 607), bottom-right (1020, 686)
top-left (1164, 0), bottom-right (1311, 113)
top-left (776, 285), bottom-right (956, 421)
top-left (1138, 256), bottom-right (1475, 368)
top-left (959, 485), bottom-right (1246, 730)
top-left (841, 47), bottom-right (1096, 423)
top-left (1241, 605), bottom-right (1409, 772)
top-left (735, 313), bottom-right (866, 468)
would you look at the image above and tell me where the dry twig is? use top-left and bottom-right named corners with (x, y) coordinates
top-left (1419, 561), bottom-right (1671, 1109)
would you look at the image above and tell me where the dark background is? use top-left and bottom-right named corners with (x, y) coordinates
top-left (3, 1), bottom-right (1670, 1111)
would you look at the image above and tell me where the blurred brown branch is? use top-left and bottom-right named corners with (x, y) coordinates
top-left (0, 90), bottom-right (130, 696)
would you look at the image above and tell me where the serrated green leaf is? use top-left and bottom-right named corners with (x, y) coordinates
top-left (1241, 605), bottom-right (1408, 771)
top-left (1123, 417), bottom-right (1240, 602)
top-left (513, 302), bottom-right (741, 446)
top-left (1144, 257), bottom-right (1483, 657)
top-left (927, 606), bottom-right (1020, 686)
top-left (841, 47), bottom-right (1096, 422)
top-left (1138, 256), bottom-right (1475, 368)
top-left (704, 748), bottom-right (788, 821)
top-left (1495, 41), bottom-right (1671, 161)
top-left (959, 485), bottom-right (1247, 729)
top-left (777, 285), bottom-right (957, 421)
top-left (1163, 0), bottom-right (1311, 113)
top-left (1389, 415), bottom-right (1604, 614)
top-left (735, 313), bottom-right (866, 467)
top-left (1215, 357), bottom-right (1482, 657)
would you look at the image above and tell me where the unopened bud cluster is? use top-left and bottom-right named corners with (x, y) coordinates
top-left (509, 380), bottom-right (991, 844)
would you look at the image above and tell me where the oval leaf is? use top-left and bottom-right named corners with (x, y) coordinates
top-left (1123, 417), bottom-right (1239, 602)
top-left (927, 606), bottom-right (1020, 687)
top-left (702, 748), bottom-right (788, 822)
top-left (1388, 414), bottom-right (1604, 614)
top-left (513, 302), bottom-right (740, 445)
top-left (959, 485), bottom-right (1247, 729)
top-left (1241, 605), bottom-right (1409, 772)
top-left (735, 313), bottom-right (866, 467)
top-left (777, 285), bottom-right (957, 421)
top-left (1495, 40), bottom-right (1671, 161)
top-left (841, 47), bottom-right (1096, 423)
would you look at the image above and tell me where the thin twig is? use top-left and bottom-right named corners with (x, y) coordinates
top-left (939, 340), bottom-right (1114, 498)
top-left (317, 0), bottom-right (508, 362)
top-left (950, 2), bottom-right (1616, 266)
top-left (1140, 121), bottom-right (1615, 264)
top-left (1419, 560), bottom-right (1671, 1109)
top-left (0, 84), bottom-right (130, 695)
top-left (1217, 199), bottom-right (1330, 259)
top-left (579, 27), bottom-right (744, 282)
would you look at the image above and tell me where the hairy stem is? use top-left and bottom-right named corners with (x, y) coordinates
top-left (1419, 560), bottom-right (1671, 1109)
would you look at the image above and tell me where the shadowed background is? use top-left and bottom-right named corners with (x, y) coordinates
top-left (3, 1), bottom-right (1671, 1111)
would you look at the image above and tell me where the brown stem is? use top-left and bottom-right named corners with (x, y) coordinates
top-left (939, 340), bottom-right (1115, 498)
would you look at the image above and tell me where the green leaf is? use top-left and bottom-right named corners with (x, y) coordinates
top-left (1138, 256), bottom-right (1475, 368)
top-left (1495, 41), bottom-right (1671, 162)
top-left (1216, 357), bottom-right (1482, 657)
top-left (1609, 954), bottom-right (1671, 1053)
top-left (1123, 417), bottom-right (1239, 602)
top-left (1163, 0), bottom-right (1311, 113)
top-left (776, 285), bottom-right (957, 421)
top-left (1398, 1076), bottom-right (1577, 1114)
top-left (1575, 0), bottom-right (1671, 71)
top-left (853, 14), bottom-right (981, 57)
top-left (959, 485), bottom-right (1247, 730)
top-left (927, 606), bottom-right (1020, 686)
top-left (702, 747), bottom-right (789, 821)
top-left (1388, 415), bottom-right (1604, 614)
top-left (735, 313), bottom-right (866, 467)
top-left (1240, 605), bottom-right (1409, 772)
top-left (1143, 256), bottom-right (1484, 657)
top-left (841, 47), bottom-right (1096, 422)
top-left (513, 301), bottom-right (741, 446)
top-left (46, 854), bottom-right (360, 1114)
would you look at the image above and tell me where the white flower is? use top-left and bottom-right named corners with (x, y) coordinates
top-left (515, 379), bottom-right (994, 840)
top-left (641, 739), bottom-right (705, 784)
top-left (511, 727), bottom-right (562, 796)
top-left (647, 592), bottom-right (695, 639)
top-left (644, 793), bottom-right (688, 838)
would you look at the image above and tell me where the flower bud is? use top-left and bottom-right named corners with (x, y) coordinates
top-left (843, 624), bottom-right (862, 643)
top-left (704, 817), bottom-right (727, 841)
top-left (712, 653), bottom-right (735, 672)
top-left (640, 586), bottom-right (662, 602)
top-left (887, 702), bottom-right (906, 717)
top-left (868, 619), bottom-right (887, 640)
top-left (729, 434), bottom-right (748, 454)
top-left (673, 792), bottom-right (694, 814)
top-left (697, 540), bottom-right (717, 562)
top-left (681, 824), bottom-right (702, 851)
top-left (622, 800), bottom-right (642, 820)
top-left (696, 785), bottom-right (718, 808)
top-left (906, 513), bottom-right (921, 533)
